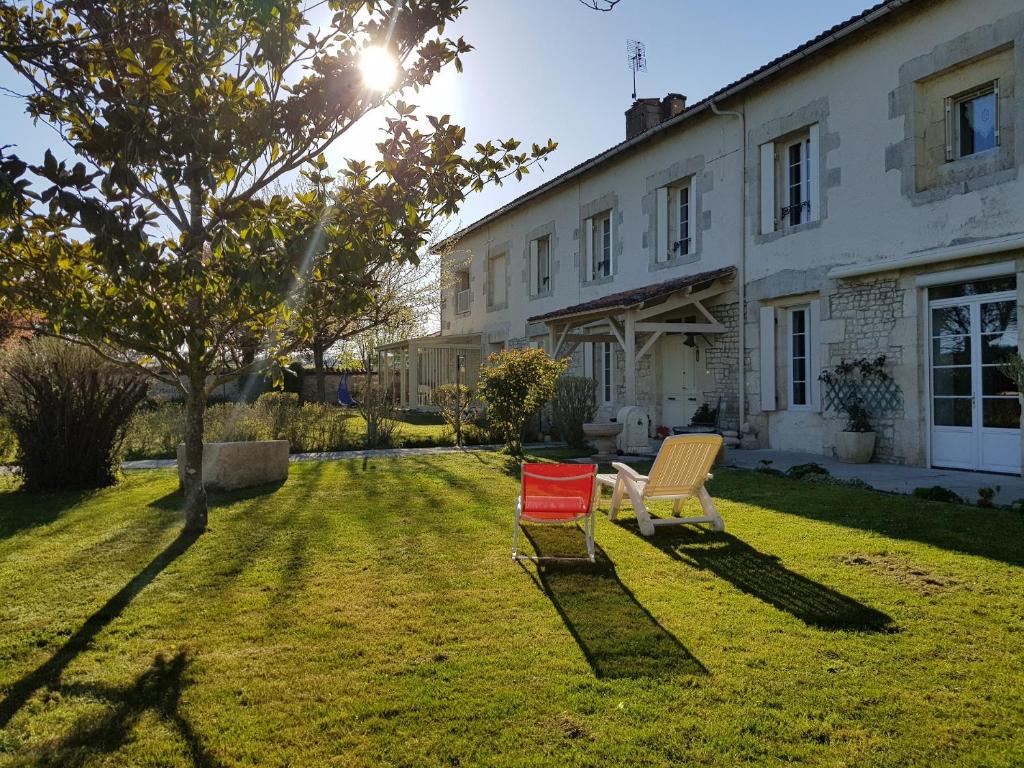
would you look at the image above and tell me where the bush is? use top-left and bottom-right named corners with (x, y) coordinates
top-left (0, 339), bottom-right (148, 491)
top-left (255, 391), bottom-right (301, 439)
top-left (786, 462), bottom-right (829, 480)
top-left (912, 486), bottom-right (964, 504)
top-left (0, 414), bottom-right (17, 465)
top-left (478, 348), bottom-right (568, 456)
top-left (432, 383), bottom-right (476, 445)
top-left (551, 376), bottom-right (597, 448)
top-left (359, 381), bottom-right (399, 448)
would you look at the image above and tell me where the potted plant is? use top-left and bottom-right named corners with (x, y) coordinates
top-left (819, 356), bottom-right (892, 464)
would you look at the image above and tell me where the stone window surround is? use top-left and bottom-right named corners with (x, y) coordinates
top-left (523, 220), bottom-right (558, 301)
top-left (577, 192), bottom-right (621, 287)
top-left (484, 240), bottom-right (511, 313)
top-left (643, 154), bottom-right (708, 272)
top-left (885, 11), bottom-right (1024, 206)
top-left (747, 97), bottom-right (839, 245)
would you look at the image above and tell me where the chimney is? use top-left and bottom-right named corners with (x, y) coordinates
top-left (625, 92), bottom-right (687, 140)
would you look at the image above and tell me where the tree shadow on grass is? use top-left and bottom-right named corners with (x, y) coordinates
top-left (714, 475), bottom-right (1024, 568)
top-left (0, 486), bottom-right (104, 540)
top-left (18, 651), bottom-right (222, 768)
top-left (521, 525), bottom-right (707, 679)
top-left (0, 528), bottom-right (201, 728)
top-left (147, 479), bottom-right (288, 514)
top-left (617, 522), bottom-right (895, 632)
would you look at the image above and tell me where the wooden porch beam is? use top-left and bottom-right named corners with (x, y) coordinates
top-left (624, 311), bottom-right (637, 404)
top-left (636, 331), bottom-right (663, 361)
top-left (563, 334), bottom-right (619, 344)
top-left (633, 281), bottom-right (730, 321)
top-left (635, 322), bottom-right (726, 334)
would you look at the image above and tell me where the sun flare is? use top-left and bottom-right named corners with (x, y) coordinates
top-left (358, 45), bottom-right (398, 91)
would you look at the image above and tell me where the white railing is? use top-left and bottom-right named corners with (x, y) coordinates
top-left (456, 289), bottom-right (471, 314)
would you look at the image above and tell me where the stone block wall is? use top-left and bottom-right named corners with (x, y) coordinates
top-left (700, 300), bottom-right (740, 431)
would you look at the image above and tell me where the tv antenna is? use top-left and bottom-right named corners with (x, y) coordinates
top-left (626, 39), bottom-right (647, 100)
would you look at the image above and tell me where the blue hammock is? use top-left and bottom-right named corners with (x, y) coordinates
top-left (337, 372), bottom-right (357, 407)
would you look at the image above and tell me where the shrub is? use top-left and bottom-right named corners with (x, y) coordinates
top-left (786, 463), bottom-right (830, 480)
top-left (912, 486), bottom-right (964, 504)
top-left (689, 402), bottom-right (719, 427)
top-left (123, 402), bottom-right (185, 459)
top-left (977, 486), bottom-right (1000, 509)
top-left (477, 348), bottom-right (568, 456)
top-left (0, 338), bottom-right (148, 491)
top-left (551, 376), bottom-right (597, 449)
top-left (255, 391), bottom-right (301, 439)
top-left (432, 384), bottom-right (476, 446)
top-left (359, 381), bottom-right (399, 448)
top-left (0, 415), bottom-right (17, 465)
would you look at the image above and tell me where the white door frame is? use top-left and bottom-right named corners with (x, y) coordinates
top-left (927, 288), bottom-right (1020, 473)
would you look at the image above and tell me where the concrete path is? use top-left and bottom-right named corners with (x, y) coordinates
top-left (725, 448), bottom-right (1024, 505)
top-left (120, 443), bottom-right (561, 471)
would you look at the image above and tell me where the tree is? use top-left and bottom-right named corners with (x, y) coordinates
top-left (477, 348), bottom-right (568, 456)
top-left (577, 0), bottom-right (623, 10)
top-left (0, 0), bottom-right (555, 530)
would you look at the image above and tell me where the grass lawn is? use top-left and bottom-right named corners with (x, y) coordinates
top-left (1, 454), bottom-right (1022, 767)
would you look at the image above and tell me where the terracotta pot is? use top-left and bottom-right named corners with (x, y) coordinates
top-left (835, 431), bottom-right (875, 464)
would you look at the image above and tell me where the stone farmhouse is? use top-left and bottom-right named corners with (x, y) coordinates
top-left (381, 0), bottom-right (1024, 474)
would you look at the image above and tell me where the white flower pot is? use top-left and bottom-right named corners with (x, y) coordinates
top-left (835, 431), bottom-right (876, 464)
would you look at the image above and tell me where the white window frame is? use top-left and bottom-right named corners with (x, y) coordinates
top-left (788, 306), bottom-right (811, 410)
top-left (600, 342), bottom-right (613, 404)
top-left (782, 137), bottom-right (811, 228)
top-left (674, 182), bottom-right (692, 257)
top-left (586, 211), bottom-right (613, 280)
top-left (529, 235), bottom-right (551, 296)
top-left (946, 80), bottom-right (1000, 161)
top-left (455, 269), bottom-right (471, 315)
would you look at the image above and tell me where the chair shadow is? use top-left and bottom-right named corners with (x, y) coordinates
top-left (17, 651), bottom-right (222, 768)
top-left (713, 475), bottom-right (1024, 568)
top-left (617, 522), bottom-right (895, 633)
top-left (522, 526), bottom-right (707, 679)
top-left (0, 527), bottom-right (201, 728)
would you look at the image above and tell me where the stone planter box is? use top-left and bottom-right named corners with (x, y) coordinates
top-left (177, 440), bottom-right (289, 491)
top-left (835, 431), bottom-right (876, 464)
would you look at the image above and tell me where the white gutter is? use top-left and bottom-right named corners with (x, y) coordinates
top-left (437, 0), bottom-right (916, 251)
top-left (709, 100), bottom-right (747, 431)
top-left (827, 233), bottom-right (1024, 279)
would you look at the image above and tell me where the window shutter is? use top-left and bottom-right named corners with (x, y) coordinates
top-left (528, 239), bottom-right (538, 295)
top-left (760, 142), bottom-right (775, 235)
top-left (944, 96), bottom-right (954, 161)
top-left (607, 214), bottom-right (614, 274)
top-left (584, 217), bottom-right (594, 280)
top-left (583, 342), bottom-right (594, 378)
top-left (809, 299), bottom-right (821, 412)
top-left (687, 182), bottom-right (696, 247)
top-left (759, 306), bottom-right (777, 411)
top-left (807, 123), bottom-right (820, 222)
top-left (656, 186), bottom-right (668, 263)
top-left (994, 80), bottom-right (1001, 145)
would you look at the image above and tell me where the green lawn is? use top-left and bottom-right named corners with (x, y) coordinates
top-left (1, 455), bottom-right (1022, 767)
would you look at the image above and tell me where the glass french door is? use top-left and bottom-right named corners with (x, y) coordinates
top-left (930, 286), bottom-right (1020, 473)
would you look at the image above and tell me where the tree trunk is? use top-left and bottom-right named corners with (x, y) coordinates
top-left (181, 369), bottom-right (208, 532)
top-left (313, 341), bottom-right (327, 404)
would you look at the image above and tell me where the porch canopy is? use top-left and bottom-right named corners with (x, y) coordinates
top-left (377, 332), bottom-right (482, 410)
top-left (529, 266), bottom-right (737, 404)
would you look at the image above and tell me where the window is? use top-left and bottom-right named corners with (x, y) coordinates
top-left (600, 342), bottom-right (613, 404)
top-left (455, 270), bottom-right (470, 315)
top-left (487, 252), bottom-right (506, 309)
top-left (788, 307), bottom-right (809, 409)
top-left (947, 81), bottom-right (999, 160)
top-left (529, 236), bottom-right (551, 296)
top-left (585, 211), bottom-right (613, 280)
top-left (675, 183), bottom-right (691, 256)
top-left (783, 137), bottom-right (811, 227)
top-left (759, 124), bottom-right (818, 235)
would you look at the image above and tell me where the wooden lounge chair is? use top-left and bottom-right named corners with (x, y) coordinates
top-left (597, 434), bottom-right (724, 537)
top-left (513, 463), bottom-right (599, 563)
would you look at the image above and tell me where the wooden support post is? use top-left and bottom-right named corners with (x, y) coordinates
top-left (624, 310), bottom-right (637, 405)
top-left (407, 342), bottom-right (419, 409)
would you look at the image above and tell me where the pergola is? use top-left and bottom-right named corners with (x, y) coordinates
top-left (530, 266), bottom-right (737, 404)
top-left (377, 333), bottom-right (483, 410)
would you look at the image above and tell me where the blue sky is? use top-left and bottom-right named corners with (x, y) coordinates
top-left (0, 0), bottom-right (873, 236)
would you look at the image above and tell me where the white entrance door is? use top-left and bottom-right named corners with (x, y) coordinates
top-left (661, 336), bottom-right (699, 428)
top-left (930, 289), bottom-right (1020, 473)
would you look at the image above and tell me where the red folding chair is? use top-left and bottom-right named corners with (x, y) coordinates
top-left (513, 463), bottom-right (600, 563)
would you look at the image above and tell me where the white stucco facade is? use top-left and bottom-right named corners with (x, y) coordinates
top-left (428, 0), bottom-right (1024, 472)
